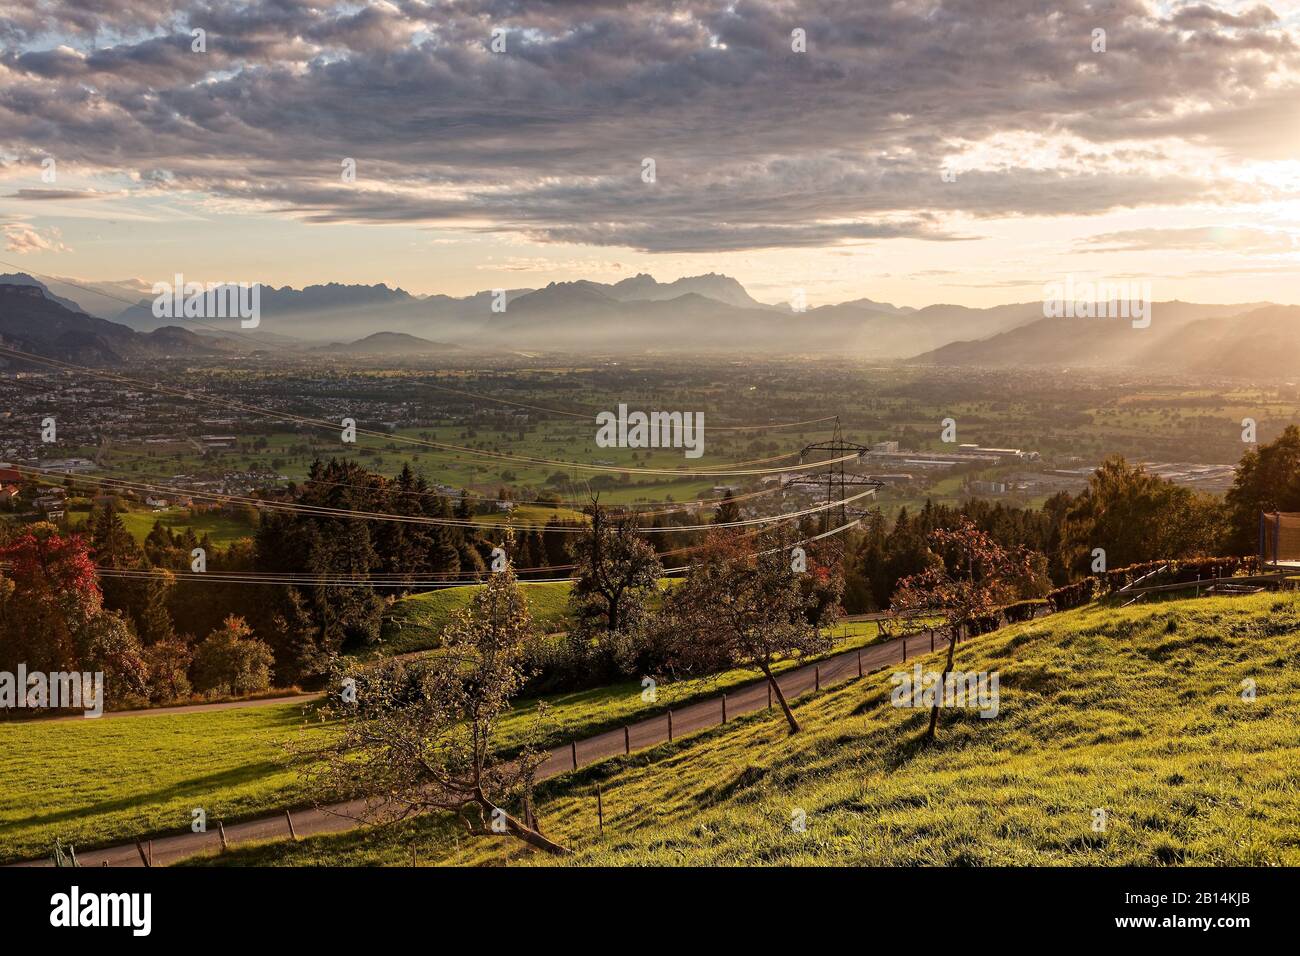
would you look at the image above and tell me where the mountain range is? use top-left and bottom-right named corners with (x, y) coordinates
top-left (0, 271), bottom-right (1296, 378)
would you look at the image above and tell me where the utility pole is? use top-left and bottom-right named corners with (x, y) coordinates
top-left (794, 418), bottom-right (881, 532)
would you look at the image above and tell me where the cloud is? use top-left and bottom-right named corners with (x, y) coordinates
top-left (3, 222), bottom-right (70, 253)
top-left (5, 188), bottom-right (107, 200)
top-left (0, 0), bottom-right (1297, 253)
top-left (1077, 226), bottom-right (1300, 254)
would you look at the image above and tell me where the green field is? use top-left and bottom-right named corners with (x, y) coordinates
top-left (376, 580), bottom-right (576, 656)
top-left (195, 591), bottom-right (1300, 867)
top-left (64, 504), bottom-right (258, 549)
top-left (0, 612), bottom-right (883, 863)
top-left (0, 702), bottom-right (329, 864)
top-left (374, 577), bottom-right (692, 657)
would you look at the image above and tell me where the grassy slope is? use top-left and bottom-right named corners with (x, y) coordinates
top-left (0, 703), bottom-right (330, 864)
top-left (375, 577), bottom-right (685, 657)
top-left (0, 617), bottom-right (883, 863)
top-left (376, 580), bottom-right (574, 656)
top-left (197, 592), bottom-right (1300, 867)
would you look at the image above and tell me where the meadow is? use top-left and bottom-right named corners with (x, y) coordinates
top-left (0, 609), bottom-right (885, 863)
top-left (192, 591), bottom-right (1300, 867)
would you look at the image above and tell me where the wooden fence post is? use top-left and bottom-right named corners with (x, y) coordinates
top-left (135, 840), bottom-right (150, 868)
top-left (667, 709), bottom-right (673, 742)
top-left (815, 666), bottom-right (820, 692)
top-left (218, 822), bottom-right (227, 853)
top-left (857, 650), bottom-right (863, 678)
top-left (721, 693), bottom-right (727, 723)
top-left (285, 809), bottom-right (297, 840)
top-left (624, 725), bottom-right (630, 754)
top-left (596, 787), bottom-right (604, 835)
top-left (571, 739), bottom-right (578, 770)
top-left (767, 683), bottom-right (772, 709)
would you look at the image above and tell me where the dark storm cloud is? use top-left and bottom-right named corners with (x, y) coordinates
top-left (0, 0), bottom-right (1296, 252)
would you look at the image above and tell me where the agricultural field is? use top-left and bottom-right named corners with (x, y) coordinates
top-left (118, 507), bottom-right (257, 548)
top-left (193, 592), bottom-right (1300, 867)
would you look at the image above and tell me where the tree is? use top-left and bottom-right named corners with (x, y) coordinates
top-left (88, 502), bottom-right (145, 617)
top-left (135, 569), bottom-right (176, 645)
top-left (1224, 425), bottom-right (1300, 554)
top-left (143, 636), bottom-right (193, 703)
top-left (304, 560), bottom-right (568, 855)
top-left (1061, 456), bottom-right (1222, 574)
top-left (192, 615), bottom-right (274, 697)
top-left (891, 518), bottom-right (1037, 743)
top-left (668, 531), bottom-right (831, 734)
top-left (713, 491), bottom-right (741, 525)
top-left (569, 500), bottom-right (663, 636)
top-left (0, 523), bottom-right (148, 707)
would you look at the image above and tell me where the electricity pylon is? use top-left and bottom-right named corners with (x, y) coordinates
top-left (793, 418), bottom-right (882, 532)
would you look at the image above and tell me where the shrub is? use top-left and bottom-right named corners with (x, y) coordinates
top-left (192, 615), bottom-right (275, 697)
top-left (1048, 578), bottom-right (1097, 612)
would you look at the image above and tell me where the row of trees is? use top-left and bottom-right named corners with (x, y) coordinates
top-left (10, 425), bottom-right (1299, 714)
top-left (843, 427), bottom-right (1300, 613)
top-left (313, 512), bottom-right (847, 855)
top-left (0, 522), bottom-right (273, 708)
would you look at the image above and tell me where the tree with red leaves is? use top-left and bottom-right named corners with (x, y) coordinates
top-left (891, 517), bottom-right (1038, 743)
top-left (0, 522), bottom-right (147, 705)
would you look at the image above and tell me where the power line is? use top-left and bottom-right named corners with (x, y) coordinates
top-left (12, 464), bottom-right (878, 534)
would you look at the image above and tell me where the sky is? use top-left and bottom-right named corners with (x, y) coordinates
top-left (1, 0), bottom-right (1298, 308)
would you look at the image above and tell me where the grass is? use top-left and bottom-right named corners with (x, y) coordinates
top-left (375, 580), bottom-right (575, 657)
top-left (374, 577), bottom-right (686, 657)
top-left (0, 611), bottom-right (884, 864)
top-left (68, 506), bottom-right (258, 549)
top-left (0, 702), bottom-right (330, 864)
top-left (194, 591), bottom-right (1300, 867)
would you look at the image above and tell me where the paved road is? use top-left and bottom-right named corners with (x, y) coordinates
top-left (15, 624), bottom-right (957, 867)
top-left (12, 614), bottom-right (908, 724)
top-left (25, 692), bottom-right (324, 724)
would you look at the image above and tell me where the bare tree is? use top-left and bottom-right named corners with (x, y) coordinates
top-left (669, 531), bottom-right (833, 734)
top-left (301, 559), bottom-right (569, 855)
top-left (891, 517), bottom-right (1036, 743)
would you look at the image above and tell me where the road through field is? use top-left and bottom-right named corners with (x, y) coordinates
top-left (15, 623), bottom-right (956, 867)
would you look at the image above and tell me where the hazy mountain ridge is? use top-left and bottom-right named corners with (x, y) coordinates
top-left (314, 331), bottom-right (462, 355)
top-left (906, 301), bottom-right (1280, 370)
top-left (0, 283), bottom-right (232, 366)
top-left (1, 271), bottom-right (1292, 371)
